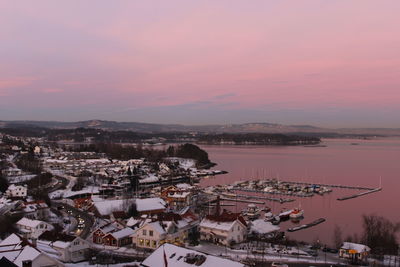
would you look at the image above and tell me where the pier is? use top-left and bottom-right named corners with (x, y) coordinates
top-left (280, 180), bottom-right (375, 191)
top-left (337, 187), bottom-right (382, 201)
top-left (234, 187), bottom-right (314, 198)
top-left (287, 218), bottom-right (326, 232)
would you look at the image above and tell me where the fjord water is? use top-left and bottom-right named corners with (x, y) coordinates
top-left (199, 138), bottom-right (400, 245)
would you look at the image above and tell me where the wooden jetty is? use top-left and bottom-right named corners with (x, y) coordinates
top-left (281, 181), bottom-right (375, 191)
top-left (287, 218), bottom-right (326, 232)
top-left (220, 197), bottom-right (265, 204)
top-left (337, 187), bottom-right (382, 201)
top-left (234, 187), bottom-right (313, 198)
top-left (235, 193), bottom-right (294, 203)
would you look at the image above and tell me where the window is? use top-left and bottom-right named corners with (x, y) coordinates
top-left (149, 230), bottom-right (153, 237)
top-left (145, 239), bottom-right (150, 247)
top-left (152, 240), bottom-right (157, 248)
top-left (139, 239), bottom-right (144, 246)
top-left (142, 230), bottom-right (147, 236)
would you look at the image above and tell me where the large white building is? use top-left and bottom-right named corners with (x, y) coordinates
top-left (16, 217), bottom-right (53, 239)
top-left (141, 243), bottom-right (245, 267)
top-left (0, 233), bottom-right (64, 267)
top-left (199, 211), bottom-right (247, 246)
top-left (6, 184), bottom-right (27, 198)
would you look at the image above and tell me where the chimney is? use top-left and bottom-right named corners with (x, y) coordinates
top-left (31, 238), bottom-right (37, 248)
top-left (215, 195), bottom-right (220, 216)
top-left (22, 260), bottom-right (33, 267)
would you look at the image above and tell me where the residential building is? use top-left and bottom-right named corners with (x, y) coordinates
top-left (0, 233), bottom-right (64, 267)
top-left (5, 185), bottom-right (27, 199)
top-left (339, 242), bottom-right (371, 263)
top-left (136, 197), bottom-right (166, 215)
top-left (141, 243), bottom-right (245, 267)
top-left (15, 217), bottom-right (53, 239)
top-left (199, 211), bottom-right (247, 246)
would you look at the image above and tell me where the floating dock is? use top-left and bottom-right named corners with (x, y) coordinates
top-left (337, 187), bottom-right (382, 201)
top-left (281, 181), bottom-right (375, 191)
top-left (287, 218), bottom-right (326, 232)
top-left (220, 197), bottom-right (265, 204)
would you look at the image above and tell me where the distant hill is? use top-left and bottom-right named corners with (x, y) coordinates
top-left (0, 120), bottom-right (399, 136)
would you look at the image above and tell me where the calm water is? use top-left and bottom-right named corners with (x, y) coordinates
top-left (199, 138), bottom-right (400, 246)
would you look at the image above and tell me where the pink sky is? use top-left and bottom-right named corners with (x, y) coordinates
top-left (0, 1), bottom-right (399, 127)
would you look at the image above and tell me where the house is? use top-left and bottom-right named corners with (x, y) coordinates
top-left (91, 221), bottom-right (124, 244)
top-left (14, 200), bottom-right (50, 220)
top-left (141, 243), bottom-right (245, 267)
top-left (5, 185), bottom-right (27, 199)
top-left (91, 196), bottom-right (134, 218)
top-left (136, 197), bottom-right (167, 215)
top-left (39, 231), bottom-right (90, 263)
top-left (199, 211), bottom-right (247, 246)
top-left (133, 212), bottom-right (198, 250)
top-left (102, 227), bottom-right (135, 247)
top-left (339, 242), bottom-right (371, 263)
top-left (16, 217), bottom-right (53, 239)
top-left (0, 233), bottom-right (64, 267)
top-left (161, 186), bottom-right (193, 211)
top-left (2, 168), bottom-right (22, 177)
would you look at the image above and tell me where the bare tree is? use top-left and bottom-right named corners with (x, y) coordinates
top-left (333, 224), bottom-right (343, 249)
top-left (361, 214), bottom-right (400, 255)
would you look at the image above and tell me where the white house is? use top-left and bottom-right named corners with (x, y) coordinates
top-left (0, 233), bottom-right (64, 267)
top-left (141, 243), bottom-right (245, 267)
top-left (19, 201), bottom-right (50, 220)
top-left (2, 167), bottom-right (22, 177)
top-left (16, 217), bottom-right (53, 239)
top-left (52, 237), bottom-right (90, 263)
top-left (340, 242), bottom-right (371, 263)
top-left (199, 211), bottom-right (247, 246)
top-left (133, 212), bottom-right (198, 250)
top-left (6, 185), bottom-right (27, 199)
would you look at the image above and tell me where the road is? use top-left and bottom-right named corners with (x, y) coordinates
top-left (51, 200), bottom-right (94, 239)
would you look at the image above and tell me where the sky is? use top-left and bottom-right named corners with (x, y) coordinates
top-left (0, 1), bottom-right (399, 128)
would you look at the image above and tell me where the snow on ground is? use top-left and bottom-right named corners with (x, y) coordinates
top-left (166, 157), bottom-right (196, 169)
top-left (66, 261), bottom-right (141, 267)
top-left (139, 173), bottom-right (159, 183)
top-left (250, 219), bottom-right (280, 234)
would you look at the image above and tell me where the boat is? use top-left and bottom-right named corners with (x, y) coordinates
top-left (289, 208), bottom-right (304, 219)
top-left (242, 204), bottom-right (261, 220)
top-left (278, 209), bottom-right (293, 221)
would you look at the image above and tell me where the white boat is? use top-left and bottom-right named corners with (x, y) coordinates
top-left (289, 208), bottom-right (304, 219)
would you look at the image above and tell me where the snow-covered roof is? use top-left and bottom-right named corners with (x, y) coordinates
top-left (199, 218), bottom-right (240, 232)
top-left (52, 240), bottom-right (70, 249)
top-left (341, 242), bottom-right (371, 253)
top-left (136, 198), bottom-right (166, 212)
top-left (92, 197), bottom-right (134, 216)
top-left (250, 219), bottom-right (280, 234)
top-left (141, 243), bottom-right (245, 267)
top-left (0, 234), bottom-right (23, 247)
top-left (110, 228), bottom-right (135, 240)
top-left (16, 217), bottom-right (44, 228)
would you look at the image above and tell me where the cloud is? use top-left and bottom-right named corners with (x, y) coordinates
top-left (41, 88), bottom-right (64, 93)
top-left (213, 93), bottom-right (236, 100)
top-left (0, 76), bottom-right (39, 89)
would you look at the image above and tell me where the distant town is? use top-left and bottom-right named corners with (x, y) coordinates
top-left (0, 127), bottom-right (397, 267)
